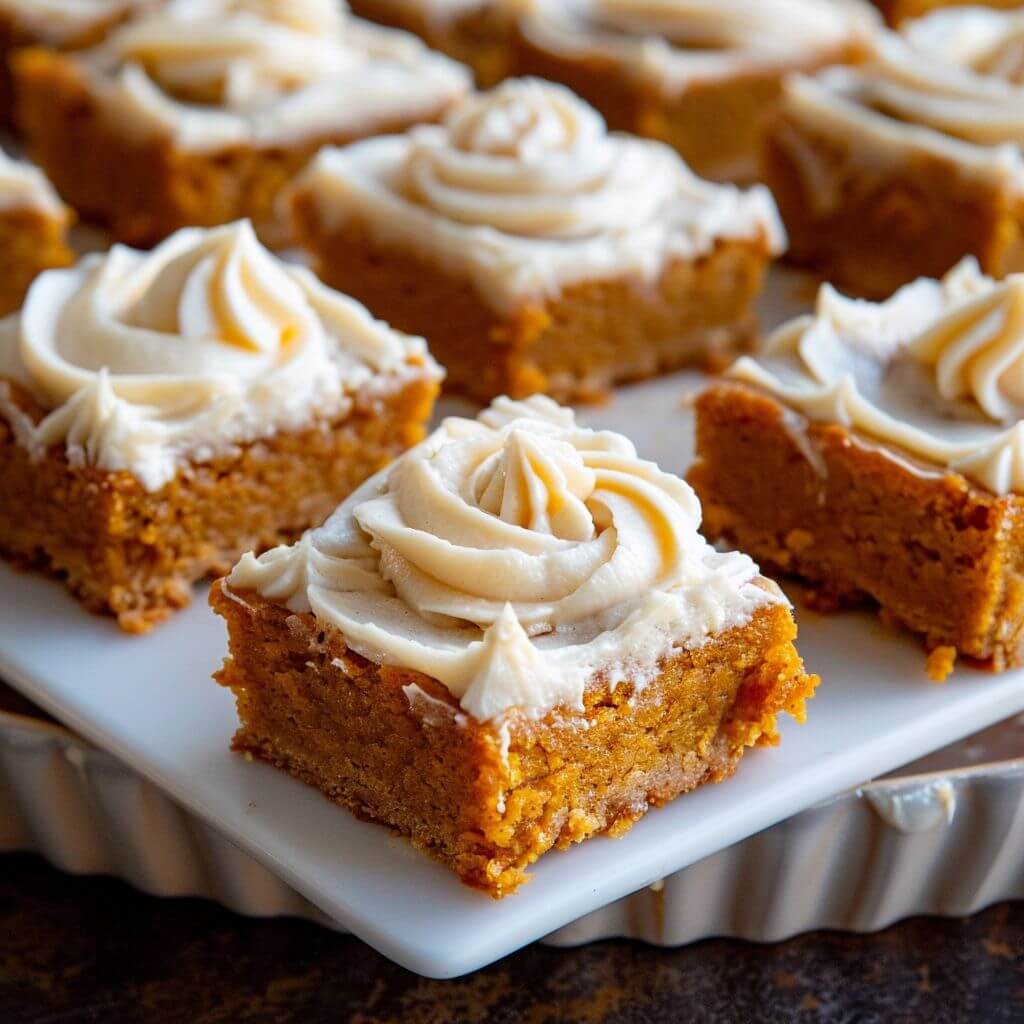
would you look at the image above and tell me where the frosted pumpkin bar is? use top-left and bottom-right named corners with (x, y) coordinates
top-left (0, 145), bottom-right (71, 316)
top-left (0, 220), bottom-right (440, 632)
top-left (689, 259), bottom-right (1024, 673)
top-left (213, 395), bottom-right (817, 897)
top-left (13, 0), bottom-right (470, 246)
top-left (290, 78), bottom-right (784, 403)
top-left (510, 0), bottom-right (878, 181)
top-left (763, 8), bottom-right (1024, 297)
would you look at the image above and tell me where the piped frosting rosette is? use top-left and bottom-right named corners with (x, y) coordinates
top-left (0, 146), bottom-right (65, 215)
top-left (0, 220), bottom-right (432, 490)
top-left (729, 257), bottom-right (1024, 494)
top-left (401, 78), bottom-right (684, 239)
top-left (86, 0), bottom-right (469, 149)
top-left (229, 396), bottom-right (779, 722)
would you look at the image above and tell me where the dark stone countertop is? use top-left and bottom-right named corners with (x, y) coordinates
top-left (0, 853), bottom-right (1020, 1023)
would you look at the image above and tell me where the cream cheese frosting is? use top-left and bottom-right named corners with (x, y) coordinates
top-left (514, 0), bottom-right (878, 93)
top-left (729, 258), bottom-right (1024, 495)
top-left (76, 0), bottom-right (470, 151)
top-left (0, 147), bottom-right (66, 216)
top-left (0, 220), bottom-right (438, 491)
top-left (227, 395), bottom-right (782, 723)
top-left (294, 78), bottom-right (784, 313)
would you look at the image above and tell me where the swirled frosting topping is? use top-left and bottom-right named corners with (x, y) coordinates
top-left (295, 79), bottom-right (784, 312)
top-left (402, 78), bottom-right (683, 239)
top-left (729, 258), bottom-right (1024, 494)
top-left (83, 0), bottom-right (470, 149)
top-left (0, 147), bottom-right (65, 216)
top-left (228, 396), bottom-right (780, 722)
top-left (0, 220), bottom-right (436, 490)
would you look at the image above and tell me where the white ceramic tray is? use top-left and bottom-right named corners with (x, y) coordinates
top-left (4, 270), bottom-right (1024, 977)
top-left (1, 705), bottom-right (1021, 947)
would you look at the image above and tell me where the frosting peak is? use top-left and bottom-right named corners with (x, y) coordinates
top-left (0, 147), bottom-right (65, 217)
top-left (0, 221), bottom-right (435, 490)
top-left (403, 79), bottom-right (683, 239)
top-left (729, 258), bottom-right (1024, 495)
top-left (228, 397), bottom-right (778, 721)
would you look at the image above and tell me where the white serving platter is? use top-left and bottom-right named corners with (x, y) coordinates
top-left (3, 270), bottom-right (1024, 978)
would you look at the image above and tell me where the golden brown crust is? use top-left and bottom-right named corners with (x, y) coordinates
top-left (0, 371), bottom-right (439, 632)
top-left (761, 105), bottom-right (1024, 298)
top-left (688, 383), bottom-right (1024, 669)
top-left (0, 205), bottom-right (72, 315)
top-left (292, 193), bottom-right (772, 403)
top-left (12, 47), bottom-right (455, 247)
top-left (211, 581), bottom-right (817, 898)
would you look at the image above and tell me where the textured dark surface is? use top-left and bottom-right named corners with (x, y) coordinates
top-left (0, 853), bottom-right (1020, 1023)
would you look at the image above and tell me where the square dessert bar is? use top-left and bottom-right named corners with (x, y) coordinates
top-left (763, 13), bottom-right (1024, 298)
top-left (214, 396), bottom-right (817, 896)
top-left (291, 78), bottom-right (784, 404)
top-left (13, 0), bottom-right (470, 246)
top-left (688, 260), bottom-right (1024, 672)
top-left (348, 0), bottom-right (511, 85)
top-left (0, 147), bottom-right (71, 315)
top-left (0, 221), bottom-right (440, 632)
top-left (510, 0), bottom-right (877, 181)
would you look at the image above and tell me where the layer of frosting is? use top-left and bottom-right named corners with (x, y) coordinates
top-left (0, 147), bottom-right (66, 216)
top-left (228, 396), bottom-right (782, 723)
top-left (0, 0), bottom-right (152, 44)
top-left (0, 220), bottom-right (437, 491)
top-left (515, 0), bottom-right (877, 92)
top-left (294, 78), bottom-right (784, 312)
top-left (77, 0), bottom-right (470, 150)
top-left (729, 258), bottom-right (1024, 495)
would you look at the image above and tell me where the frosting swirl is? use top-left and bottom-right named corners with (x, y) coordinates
top-left (229, 396), bottom-right (778, 721)
top-left (402, 78), bottom-right (683, 239)
top-left (729, 258), bottom-right (1024, 494)
top-left (0, 0), bottom-right (152, 44)
top-left (83, 0), bottom-right (470, 149)
top-left (0, 220), bottom-right (435, 490)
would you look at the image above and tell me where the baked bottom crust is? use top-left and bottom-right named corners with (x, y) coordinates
top-left (0, 206), bottom-right (72, 316)
top-left (347, 0), bottom-right (510, 86)
top-left (510, 35), bottom-right (868, 181)
top-left (762, 108), bottom-right (1024, 298)
top-left (0, 371), bottom-right (438, 633)
top-left (292, 197), bottom-right (771, 403)
top-left (211, 583), bottom-right (817, 898)
top-left (12, 47), bottom-right (454, 247)
top-left (688, 383), bottom-right (1024, 670)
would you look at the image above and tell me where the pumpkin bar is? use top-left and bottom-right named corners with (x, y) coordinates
top-left (213, 395), bottom-right (817, 897)
top-left (689, 259), bottom-right (1024, 672)
top-left (0, 220), bottom-right (440, 632)
top-left (13, 0), bottom-right (470, 246)
top-left (511, 0), bottom-right (878, 181)
top-left (763, 9), bottom-right (1024, 297)
top-left (291, 77), bottom-right (784, 403)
